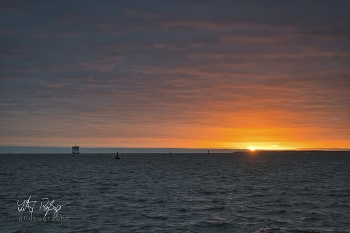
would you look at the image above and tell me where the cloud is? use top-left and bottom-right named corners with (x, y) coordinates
top-left (0, 0), bottom-right (349, 148)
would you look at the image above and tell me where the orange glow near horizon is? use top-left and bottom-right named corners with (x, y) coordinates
top-left (3, 124), bottom-right (349, 150)
top-left (1, 104), bottom-right (349, 150)
top-left (1, 101), bottom-right (349, 150)
top-left (1, 81), bottom-right (349, 150)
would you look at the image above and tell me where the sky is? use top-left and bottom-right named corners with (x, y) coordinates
top-left (0, 0), bottom-right (349, 150)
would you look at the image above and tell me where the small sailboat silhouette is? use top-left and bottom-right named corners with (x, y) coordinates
top-left (115, 152), bottom-right (120, 159)
top-left (72, 145), bottom-right (79, 156)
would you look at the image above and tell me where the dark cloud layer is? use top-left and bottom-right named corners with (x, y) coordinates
top-left (1, 0), bottom-right (349, 148)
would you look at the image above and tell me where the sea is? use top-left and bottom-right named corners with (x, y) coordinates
top-left (0, 151), bottom-right (349, 233)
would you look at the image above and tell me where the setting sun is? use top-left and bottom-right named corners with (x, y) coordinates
top-left (0, 0), bottom-right (349, 152)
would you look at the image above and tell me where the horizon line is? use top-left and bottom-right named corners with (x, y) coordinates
top-left (0, 146), bottom-right (349, 154)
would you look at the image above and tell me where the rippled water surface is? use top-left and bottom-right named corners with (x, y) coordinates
top-left (1, 152), bottom-right (349, 232)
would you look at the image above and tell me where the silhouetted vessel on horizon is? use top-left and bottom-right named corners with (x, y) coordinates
top-left (72, 145), bottom-right (79, 156)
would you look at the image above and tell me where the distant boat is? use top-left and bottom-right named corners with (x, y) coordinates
top-left (115, 152), bottom-right (120, 159)
top-left (72, 145), bottom-right (79, 156)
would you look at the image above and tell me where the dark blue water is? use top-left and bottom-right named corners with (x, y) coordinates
top-left (0, 152), bottom-right (349, 232)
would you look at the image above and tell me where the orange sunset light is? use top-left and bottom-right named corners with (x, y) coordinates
top-left (0, 1), bottom-right (349, 151)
